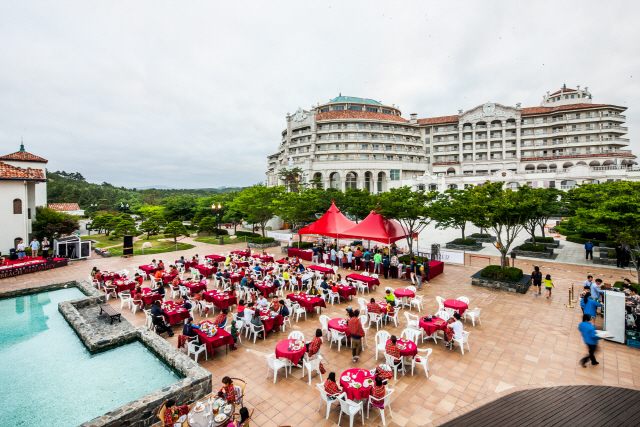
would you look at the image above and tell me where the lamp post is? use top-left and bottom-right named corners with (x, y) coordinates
top-left (212, 204), bottom-right (223, 238)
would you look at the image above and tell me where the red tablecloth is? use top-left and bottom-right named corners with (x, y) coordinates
top-left (139, 265), bottom-right (159, 275)
top-left (275, 339), bottom-right (306, 365)
top-left (259, 310), bottom-right (284, 333)
top-left (113, 279), bottom-right (136, 293)
top-left (287, 293), bottom-right (326, 313)
top-left (394, 289), bottom-right (415, 299)
top-left (287, 248), bottom-right (313, 261)
top-left (157, 273), bottom-right (177, 284)
top-left (231, 250), bottom-right (250, 257)
top-left (203, 290), bottom-right (237, 310)
top-left (346, 274), bottom-right (379, 289)
top-left (176, 260), bottom-right (197, 269)
top-left (340, 369), bottom-right (375, 401)
top-left (162, 301), bottom-right (190, 325)
top-left (229, 274), bottom-right (243, 285)
top-left (308, 265), bottom-right (334, 275)
top-left (205, 254), bottom-right (226, 262)
top-left (328, 318), bottom-right (350, 336)
top-left (419, 316), bottom-right (447, 336)
top-left (276, 259), bottom-right (289, 265)
top-left (444, 299), bottom-right (468, 315)
top-left (195, 265), bottom-right (217, 277)
top-left (101, 271), bottom-right (121, 282)
top-left (252, 255), bottom-right (274, 263)
top-left (133, 288), bottom-right (163, 306)
top-left (235, 261), bottom-right (249, 268)
top-left (403, 261), bottom-right (445, 281)
top-left (387, 338), bottom-right (417, 357)
top-left (336, 285), bottom-right (357, 300)
top-left (255, 282), bottom-right (278, 298)
top-left (183, 282), bottom-right (207, 296)
top-left (195, 323), bottom-right (234, 354)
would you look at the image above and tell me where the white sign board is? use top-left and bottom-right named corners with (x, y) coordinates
top-left (267, 232), bottom-right (298, 241)
top-left (416, 249), bottom-right (465, 265)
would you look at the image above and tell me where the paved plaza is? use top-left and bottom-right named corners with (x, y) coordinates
top-left (2, 237), bottom-right (639, 427)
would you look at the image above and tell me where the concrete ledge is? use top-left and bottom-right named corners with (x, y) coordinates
top-left (468, 236), bottom-right (496, 243)
top-left (524, 239), bottom-right (560, 248)
top-left (471, 270), bottom-right (532, 294)
top-left (446, 242), bottom-right (483, 251)
top-left (511, 246), bottom-right (554, 259)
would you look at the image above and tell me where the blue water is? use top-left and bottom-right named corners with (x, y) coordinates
top-left (0, 288), bottom-right (181, 427)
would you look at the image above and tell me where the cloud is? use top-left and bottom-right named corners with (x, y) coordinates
top-left (0, 1), bottom-right (638, 188)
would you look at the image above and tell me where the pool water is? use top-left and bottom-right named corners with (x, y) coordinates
top-left (0, 288), bottom-right (181, 427)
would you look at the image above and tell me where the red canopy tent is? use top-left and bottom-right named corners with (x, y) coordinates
top-left (340, 211), bottom-right (417, 244)
top-left (297, 203), bottom-right (356, 238)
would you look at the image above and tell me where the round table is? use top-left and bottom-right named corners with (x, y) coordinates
top-left (444, 299), bottom-right (468, 315)
top-left (418, 316), bottom-right (448, 337)
top-left (339, 368), bottom-right (375, 401)
top-left (328, 318), bottom-right (349, 336)
top-left (394, 288), bottom-right (415, 308)
top-left (188, 398), bottom-right (235, 427)
top-left (387, 338), bottom-right (417, 357)
top-left (275, 339), bottom-right (306, 365)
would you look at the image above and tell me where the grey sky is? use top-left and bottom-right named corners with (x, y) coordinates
top-left (1, 1), bottom-right (638, 189)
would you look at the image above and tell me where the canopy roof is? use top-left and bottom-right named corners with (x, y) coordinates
top-left (298, 203), bottom-right (356, 238)
top-left (340, 211), bottom-right (417, 244)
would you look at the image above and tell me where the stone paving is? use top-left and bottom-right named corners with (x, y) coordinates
top-left (2, 236), bottom-right (640, 427)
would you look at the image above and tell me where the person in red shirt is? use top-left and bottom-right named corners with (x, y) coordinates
top-left (158, 260), bottom-right (165, 271)
top-left (324, 372), bottom-right (342, 398)
top-left (385, 335), bottom-right (402, 368)
top-left (217, 376), bottom-right (237, 403)
top-left (134, 273), bottom-right (143, 286)
top-left (370, 377), bottom-right (386, 409)
top-left (154, 269), bottom-right (164, 280)
top-left (161, 399), bottom-right (189, 425)
top-left (347, 310), bottom-right (365, 362)
top-left (214, 309), bottom-right (228, 327)
top-left (367, 298), bottom-right (382, 315)
top-left (307, 329), bottom-right (323, 357)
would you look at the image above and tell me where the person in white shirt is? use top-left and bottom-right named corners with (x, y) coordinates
top-left (256, 294), bottom-right (270, 311)
top-left (446, 313), bottom-right (464, 349)
top-left (16, 240), bottom-right (26, 260)
top-left (346, 248), bottom-right (353, 270)
top-left (337, 249), bottom-right (344, 268)
top-left (301, 272), bottom-right (312, 289)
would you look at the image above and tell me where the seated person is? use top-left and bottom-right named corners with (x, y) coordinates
top-left (367, 298), bottom-right (382, 315)
top-left (330, 281), bottom-right (339, 294)
top-left (256, 293), bottom-right (269, 311)
top-left (250, 310), bottom-right (264, 338)
top-left (171, 275), bottom-right (181, 290)
top-left (133, 286), bottom-right (144, 309)
top-left (278, 300), bottom-right (290, 318)
top-left (161, 399), bottom-right (189, 425)
top-left (384, 301), bottom-right (395, 321)
top-left (181, 295), bottom-right (193, 311)
top-left (307, 328), bottom-right (323, 358)
top-left (158, 260), bottom-right (165, 271)
top-left (385, 335), bottom-right (402, 368)
top-left (271, 298), bottom-right (281, 312)
top-left (217, 376), bottom-right (237, 403)
top-left (154, 269), bottom-right (164, 280)
top-left (176, 256), bottom-right (185, 266)
top-left (370, 377), bottom-right (386, 408)
top-left (253, 264), bottom-right (262, 274)
top-left (246, 277), bottom-right (256, 290)
top-left (244, 303), bottom-right (256, 323)
top-left (150, 301), bottom-right (174, 337)
top-left (182, 317), bottom-right (201, 337)
top-left (214, 309), bottom-right (228, 327)
top-left (320, 278), bottom-right (330, 295)
top-left (444, 313), bottom-right (463, 348)
top-left (384, 289), bottom-right (395, 306)
top-left (236, 299), bottom-right (246, 318)
top-left (151, 259), bottom-right (158, 268)
top-left (93, 270), bottom-right (103, 284)
top-left (240, 275), bottom-right (248, 288)
top-left (169, 265), bottom-right (178, 275)
top-left (229, 407), bottom-right (250, 427)
top-left (324, 372), bottom-right (343, 399)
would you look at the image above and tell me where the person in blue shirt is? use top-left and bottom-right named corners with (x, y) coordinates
top-left (578, 314), bottom-right (601, 367)
top-left (580, 292), bottom-right (602, 317)
top-left (240, 275), bottom-right (248, 288)
top-left (590, 279), bottom-right (603, 303)
top-left (584, 240), bottom-right (595, 260)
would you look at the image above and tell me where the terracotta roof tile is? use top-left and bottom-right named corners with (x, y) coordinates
top-left (48, 203), bottom-right (81, 211)
top-left (521, 103), bottom-right (625, 115)
top-left (316, 110), bottom-right (409, 123)
top-left (0, 151), bottom-right (48, 163)
top-left (417, 115), bottom-right (459, 125)
top-left (0, 161), bottom-right (46, 180)
top-left (550, 88), bottom-right (576, 96)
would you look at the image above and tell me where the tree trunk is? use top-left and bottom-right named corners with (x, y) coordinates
top-left (530, 226), bottom-right (536, 244)
top-left (540, 222), bottom-right (546, 237)
top-left (461, 224), bottom-right (466, 240)
top-left (501, 251), bottom-right (508, 269)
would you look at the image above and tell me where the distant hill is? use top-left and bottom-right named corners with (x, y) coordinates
top-left (131, 185), bottom-right (244, 193)
top-left (135, 185), bottom-right (175, 190)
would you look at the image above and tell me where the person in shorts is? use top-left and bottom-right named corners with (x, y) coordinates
top-left (531, 266), bottom-right (543, 296)
top-left (544, 274), bottom-right (555, 299)
top-left (16, 240), bottom-right (26, 260)
top-left (29, 238), bottom-right (40, 258)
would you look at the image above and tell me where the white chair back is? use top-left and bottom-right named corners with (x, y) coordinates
top-left (444, 307), bottom-right (458, 318)
top-left (436, 296), bottom-right (445, 310)
top-left (435, 310), bottom-right (450, 321)
top-left (406, 286), bottom-right (417, 292)
top-left (457, 296), bottom-right (470, 304)
top-left (375, 330), bottom-right (391, 347)
top-left (288, 331), bottom-right (305, 341)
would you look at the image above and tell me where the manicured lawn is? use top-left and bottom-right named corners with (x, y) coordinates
top-left (194, 236), bottom-right (245, 245)
top-left (108, 239), bottom-right (195, 257)
top-left (80, 234), bottom-right (123, 248)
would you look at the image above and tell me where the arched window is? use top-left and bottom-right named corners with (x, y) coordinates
top-left (417, 184), bottom-right (425, 191)
top-left (345, 172), bottom-right (358, 189)
top-left (563, 162), bottom-right (573, 168)
top-left (13, 199), bottom-right (22, 215)
top-left (447, 167), bottom-right (456, 176)
top-left (364, 172), bottom-right (373, 192)
top-left (507, 182), bottom-right (519, 189)
top-left (329, 172), bottom-right (341, 190)
top-left (448, 184), bottom-right (458, 189)
top-left (589, 160), bottom-right (600, 166)
top-left (524, 164), bottom-right (535, 170)
top-left (537, 164), bottom-right (547, 170)
top-left (313, 172), bottom-right (323, 189)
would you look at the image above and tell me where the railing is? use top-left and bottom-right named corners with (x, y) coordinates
top-left (561, 185), bottom-right (576, 190)
top-left (520, 149), bottom-right (633, 160)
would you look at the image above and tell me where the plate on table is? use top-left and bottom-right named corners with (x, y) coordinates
top-left (351, 382), bottom-right (362, 389)
top-left (214, 414), bottom-right (227, 422)
top-left (363, 379), bottom-right (374, 387)
top-left (193, 402), bottom-right (205, 412)
top-left (341, 375), bottom-right (352, 382)
top-left (224, 404), bottom-right (233, 414)
top-left (178, 415), bottom-right (187, 422)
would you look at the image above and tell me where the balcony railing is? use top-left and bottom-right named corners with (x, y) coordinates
top-left (520, 149), bottom-right (633, 160)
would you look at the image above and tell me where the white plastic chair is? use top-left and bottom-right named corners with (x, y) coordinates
top-left (361, 271), bottom-right (370, 277)
top-left (282, 315), bottom-right (292, 332)
top-left (444, 307), bottom-right (458, 318)
top-left (410, 295), bottom-right (424, 312)
top-left (452, 331), bottom-right (471, 354)
top-left (319, 315), bottom-right (331, 340)
top-left (406, 285), bottom-right (416, 292)
top-left (400, 328), bottom-right (420, 343)
top-left (143, 309), bottom-right (154, 330)
top-left (187, 340), bottom-right (207, 363)
top-left (359, 314), bottom-right (370, 347)
top-left (328, 291), bottom-right (340, 305)
top-left (404, 312), bottom-right (420, 330)
top-left (368, 312), bottom-right (382, 331)
top-left (356, 281), bottom-right (369, 294)
top-left (367, 388), bottom-right (395, 426)
top-left (329, 328), bottom-right (347, 351)
top-left (288, 331), bottom-right (305, 341)
top-left (301, 353), bottom-right (323, 385)
top-left (293, 303), bottom-right (307, 322)
top-left (358, 298), bottom-right (368, 315)
top-left (316, 383), bottom-right (340, 419)
top-left (265, 353), bottom-right (289, 383)
top-left (375, 331), bottom-right (391, 360)
top-left (384, 353), bottom-right (404, 380)
top-left (119, 292), bottom-right (132, 310)
top-left (386, 309), bottom-right (400, 328)
top-left (466, 308), bottom-right (482, 326)
top-left (225, 324), bottom-right (242, 345)
top-left (337, 393), bottom-right (364, 427)
top-left (457, 296), bottom-right (470, 304)
top-left (436, 296), bottom-right (445, 312)
top-left (199, 300), bottom-right (214, 317)
top-left (435, 310), bottom-right (450, 321)
top-left (411, 348), bottom-right (432, 377)
top-left (250, 323), bottom-right (265, 343)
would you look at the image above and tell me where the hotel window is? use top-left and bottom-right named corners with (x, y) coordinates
top-left (333, 106), bottom-right (344, 110)
top-left (330, 134), bottom-right (341, 140)
top-left (359, 144), bottom-right (368, 149)
top-left (371, 124), bottom-right (380, 130)
top-left (348, 106), bottom-right (362, 111)
top-left (372, 144), bottom-right (380, 150)
top-left (382, 125), bottom-right (390, 130)
top-left (13, 198), bottom-right (22, 214)
top-left (373, 154), bottom-right (382, 160)
top-left (330, 124), bottom-right (341, 129)
top-left (358, 124), bottom-right (367, 129)
top-left (382, 109), bottom-right (392, 114)
top-left (425, 128), bottom-right (430, 134)
top-left (386, 155), bottom-right (393, 160)
top-left (425, 137), bottom-right (430, 143)
top-left (371, 134), bottom-right (379, 140)
top-left (357, 133), bottom-right (368, 140)
top-left (384, 144), bottom-right (392, 150)
top-left (359, 154), bottom-right (369, 159)
top-left (316, 155), bottom-right (328, 160)
top-left (320, 108), bottom-right (329, 113)
top-left (365, 107), bottom-right (377, 112)
top-left (397, 156), bottom-right (403, 161)
top-left (390, 170), bottom-right (400, 180)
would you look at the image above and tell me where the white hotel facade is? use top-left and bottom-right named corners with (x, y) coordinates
top-left (265, 86), bottom-right (638, 192)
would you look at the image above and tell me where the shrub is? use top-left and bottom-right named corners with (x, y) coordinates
top-left (518, 243), bottom-right (547, 252)
top-left (249, 236), bottom-right (276, 244)
top-left (398, 255), bottom-right (427, 264)
top-left (290, 241), bottom-right (315, 249)
top-left (613, 281), bottom-right (640, 294)
top-left (607, 249), bottom-right (639, 258)
top-left (469, 233), bottom-right (491, 238)
top-left (451, 238), bottom-right (477, 246)
top-left (531, 236), bottom-right (555, 243)
top-left (481, 265), bottom-right (524, 282)
top-left (236, 230), bottom-right (261, 238)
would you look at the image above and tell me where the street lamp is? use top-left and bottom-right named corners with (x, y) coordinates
top-left (212, 203), bottom-right (223, 238)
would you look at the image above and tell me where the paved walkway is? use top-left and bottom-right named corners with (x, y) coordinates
top-left (2, 238), bottom-right (640, 427)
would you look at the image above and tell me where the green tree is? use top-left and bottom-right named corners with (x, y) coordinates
top-left (32, 207), bottom-right (81, 240)
top-left (377, 186), bottom-right (436, 254)
top-left (222, 204), bottom-right (244, 232)
top-left (139, 219), bottom-right (161, 240)
top-left (522, 187), bottom-right (564, 243)
top-left (271, 188), bottom-right (321, 231)
top-left (162, 194), bottom-right (199, 221)
top-left (106, 215), bottom-right (121, 237)
top-left (231, 184), bottom-right (283, 237)
top-left (198, 217), bottom-right (217, 234)
top-left (314, 187), bottom-right (346, 213)
top-left (136, 205), bottom-right (165, 220)
top-left (430, 187), bottom-right (475, 239)
top-left (150, 214), bottom-right (167, 228)
top-left (164, 221), bottom-right (189, 245)
top-left (277, 167), bottom-right (306, 193)
top-left (343, 188), bottom-right (376, 223)
top-left (113, 219), bottom-right (138, 237)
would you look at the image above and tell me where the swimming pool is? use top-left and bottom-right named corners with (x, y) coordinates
top-left (0, 287), bottom-right (181, 427)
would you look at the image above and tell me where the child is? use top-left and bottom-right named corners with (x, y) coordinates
top-left (544, 274), bottom-right (554, 299)
top-left (229, 320), bottom-right (239, 350)
top-left (236, 299), bottom-right (246, 318)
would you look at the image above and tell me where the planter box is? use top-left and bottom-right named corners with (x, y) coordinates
top-left (468, 235), bottom-right (496, 243)
top-left (445, 241), bottom-right (483, 251)
top-left (248, 241), bottom-right (281, 250)
top-left (511, 246), bottom-right (554, 259)
top-left (471, 270), bottom-right (532, 294)
top-left (524, 239), bottom-right (560, 249)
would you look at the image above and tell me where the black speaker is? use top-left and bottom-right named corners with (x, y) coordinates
top-left (123, 235), bottom-right (134, 256)
top-left (9, 248), bottom-right (17, 260)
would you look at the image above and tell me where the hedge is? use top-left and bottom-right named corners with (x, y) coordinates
top-left (451, 238), bottom-right (477, 246)
top-left (481, 265), bottom-right (524, 282)
top-left (398, 255), bottom-right (427, 264)
top-left (291, 241), bottom-right (315, 249)
top-left (236, 230), bottom-right (261, 238)
top-left (198, 229), bottom-right (229, 236)
top-left (248, 237), bottom-right (276, 244)
top-left (531, 236), bottom-right (555, 243)
top-left (518, 243), bottom-right (547, 252)
top-left (469, 233), bottom-right (491, 238)
top-left (607, 249), bottom-right (639, 258)
top-left (614, 281), bottom-right (640, 294)
top-left (565, 235), bottom-right (618, 247)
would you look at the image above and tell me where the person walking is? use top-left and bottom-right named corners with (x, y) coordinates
top-left (347, 309), bottom-right (365, 362)
top-left (578, 314), bottom-right (601, 367)
top-left (531, 266), bottom-right (543, 296)
top-left (622, 245), bottom-right (631, 268)
top-left (409, 258), bottom-right (417, 285)
top-left (382, 254), bottom-right (390, 279)
top-left (584, 240), bottom-right (594, 261)
top-left (615, 244), bottom-right (623, 268)
top-left (373, 251), bottom-right (382, 275)
top-left (543, 274), bottom-right (554, 299)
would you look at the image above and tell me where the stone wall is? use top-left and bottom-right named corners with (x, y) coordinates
top-left (248, 241), bottom-right (281, 249)
top-left (468, 236), bottom-right (496, 243)
top-left (524, 239), bottom-right (560, 249)
top-left (445, 242), bottom-right (483, 252)
top-left (511, 246), bottom-right (554, 259)
top-left (471, 270), bottom-right (532, 294)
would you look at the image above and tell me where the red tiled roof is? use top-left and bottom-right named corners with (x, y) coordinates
top-left (0, 161), bottom-right (46, 180)
top-left (521, 103), bottom-right (625, 115)
top-left (417, 115), bottom-right (459, 125)
top-left (0, 151), bottom-right (48, 163)
top-left (48, 203), bottom-right (81, 211)
top-left (550, 88), bottom-right (576, 96)
top-left (316, 110), bottom-right (409, 123)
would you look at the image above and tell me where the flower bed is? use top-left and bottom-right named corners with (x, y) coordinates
top-left (445, 238), bottom-right (483, 251)
top-left (511, 245), bottom-right (554, 259)
top-left (469, 233), bottom-right (497, 243)
top-left (471, 269), bottom-right (532, 294)
top-left (524, 239), bottom-right (560, 249)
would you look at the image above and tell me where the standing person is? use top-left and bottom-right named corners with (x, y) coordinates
top-left (584, 240), bottom-right (594, 261)
top-left (330, 247), bottom-right (337, 266)
top-left (544, 274), bottom-right (554, 299)
top-left (531, 266), bottom-right (543, 297)
top-left (390, 253), bottom-right (398, 279)
top-left (29, 238), bottom-right (40, 258)
top-left (409, 258), bottom-right (417, 285)
top-left (16, 239), bottom-right (26, 260)
top-left (422, 259), bottom-right (430, 284)
top-left (41, 237), bottom-right (50, 259)
top-left (580, 292), bottom-right (602, 318)
top-left (590, 279), bottom-right (604, 303)
top-left (354, 248), bottom-right (363, 271)
top-left (347, 309), bottom-right (365, 362)
top-left (312, 245), bottom-right (319, 263)
top-left (346, 247), bottom-right (353, 270)
top-left (583, 275), bottom-right (594, 297)
top-left (337, 247), bottom-right (344, 268)
top-left (382, 254), bottom-right (390, 279)
top-left (373, 251), bottom-right (382, 275)
top-left (363, 249), bottom-right (372, 272)
top-left (615, 244), bottom-right (624, 268)
top-left (623, 245), bottom-right (631, 268)
top-left (578, 314), bottom-right (601, 367)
